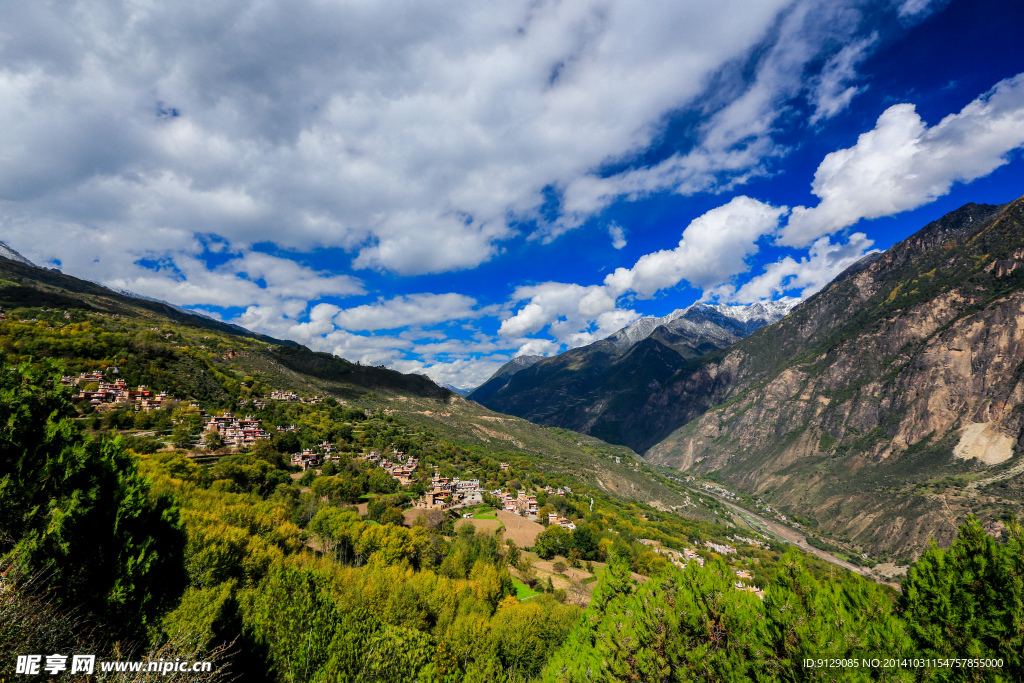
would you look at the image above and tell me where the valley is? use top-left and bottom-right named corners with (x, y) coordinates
top-left (2, 197), bottom-right (1023, 681)
top-left (469, 197), bottom-right (1024, 563)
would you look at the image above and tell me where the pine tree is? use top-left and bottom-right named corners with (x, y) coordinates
top-left (899, 516), bottom-right (1023, 681)
top-left (0, 360), bottom-right (185, 638)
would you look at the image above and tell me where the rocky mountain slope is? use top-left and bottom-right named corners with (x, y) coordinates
top-left (467, 300), bottom-right (795, 451)
top-left (606, 299), bottom-right (798, 351)
top-left (463, 354), bottom-right (544, 404)
top-left (646, 197), bottom-right (1024, 559)
top-left (0, 240), bottom-right (35, 267)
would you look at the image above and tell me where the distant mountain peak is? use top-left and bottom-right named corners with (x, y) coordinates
top-left (465, 355), bottom-right (545, 404)
top-left (0, 241), bottom-right (37, 268)
top-left (605, 298), bottom-right (799, 351)
top-left (483, 354), bottom-right (544, 383)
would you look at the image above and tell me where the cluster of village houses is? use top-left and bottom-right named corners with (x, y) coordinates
top-left (62, 372), bottom-right (173, 411)
top-left (487, 487), bottom-right (576, 529)
top-left (705, 540), bottom-right (737, 555)
top-left (201, 412), bottom-right (271, 447)
top-left (264, 389), bottom-right (325, 404)
top-left (58, 371), bottom-right (767, 586)
top-left (60, 370), bottom-right (340, 451)
top-left (733, 569), bottom-right (765, 599)
top-left (417, 473), bottom-right (485, 509)
top-left (641, 541), bottom-right (707, 570)
top-left (699, 481), bottom-right (740, 501)
top-left (297, 449), bottom-right (581, 525)
top-left (61, 370), bottom-right (329, 416)
top-left (639, 538), bottom-right (765, 599)
top-left (730, 534), bottom-right (767, 550)
top-left (366, 450), bottom-right (421, 485)
top-left (290, 440), bottom-right (341, 469)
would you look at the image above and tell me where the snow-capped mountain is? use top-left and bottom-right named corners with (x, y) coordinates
top-left (0, 241), bottom-right (37, 267)
top-left (469, 300), bottom-right (799, 411)
top-left (605, 298), bottom-right (800, 351)
top-left (491, 354), bottom-right (544, 378)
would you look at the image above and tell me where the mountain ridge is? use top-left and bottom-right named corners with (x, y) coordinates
top-left (605, 299), bottom-right (799, 351)
top-left (0, 246), bottom-right (708, 514)
top-left (645, 197), bottom-right (1024, 558)
top-left (468, 297), bottom-right (796, 449)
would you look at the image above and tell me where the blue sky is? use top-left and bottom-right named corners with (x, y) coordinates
top-left (2, 0), bottom-right (1024, 389)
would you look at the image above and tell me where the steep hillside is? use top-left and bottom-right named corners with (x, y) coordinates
top-left (0, 253), bottom-right (699, 515)
top-left (647, 197), bottom-right (1024, 560)
top-left (468, 301), bottom-right (794, 450)
top-left (0, 256), bottom-right (292, 347)
top-left (463, 354), bottom-right (543, 404)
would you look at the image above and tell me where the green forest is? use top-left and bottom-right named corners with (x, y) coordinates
top-left (1, 302), bottom-right (1022, 681)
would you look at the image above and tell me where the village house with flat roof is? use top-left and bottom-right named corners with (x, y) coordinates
top-left (270, 390), bottom-right (299, 401)
top-left (202, 412), bottom-right (269, 447)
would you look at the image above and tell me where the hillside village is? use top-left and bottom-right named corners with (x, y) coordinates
top-left (59, 368), bottom-right (776, 601)
top-left (20, 317), bottom-right (781, 614)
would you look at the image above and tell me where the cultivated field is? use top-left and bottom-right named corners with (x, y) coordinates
top-left (495, 510), bottom-right (545, 547)
top-left (456, 517), bottom-right (503, 533)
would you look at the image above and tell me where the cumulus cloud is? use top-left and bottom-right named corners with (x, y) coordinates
top-left (319, 330), bottom-right (415, 366)
top-left (498, 196), bottom-right (786, 348)
top-left (715, 233), bottom-right (876, 303)
top-left (415, 357), bottom-right (511, 391)
top-left (780, 73), bottom-right (1024, 247)
top-left (897, 0), bottom-right (943, 19)
top-left (2, 0), bottom-right (983, 389)
top-left (106, 251), bottom-right (365, 310)
top-left (553, 1), bottom-right (868, 234)
top-left (0, 0), bottom-right (883, 284)
top-left (604, 196), bottom-right (787, 298)
top-left (514, 338), bottom-right (562, 358)
top-left (333, 293), bottom-right (480, 332)
top-left (498, 281), bottom-right (638, 347)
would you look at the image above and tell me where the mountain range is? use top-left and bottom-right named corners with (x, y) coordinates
top-left (467, 299), bottom-right (798, 451)
top-left (4, 194), bottom-right (1022, 560)
top-left (645, 198), bottom-right (1024, 557)
top-left (473, 196), bottom-right (1024, 558)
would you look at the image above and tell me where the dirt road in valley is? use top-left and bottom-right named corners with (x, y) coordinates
top-left (699, 491), bottom-right (902, 589)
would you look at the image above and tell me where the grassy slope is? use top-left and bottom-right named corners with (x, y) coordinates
top-left (0, 255), bottom-right (709, 520)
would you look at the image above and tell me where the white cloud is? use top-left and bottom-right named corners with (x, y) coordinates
top-left (320, 330), bottom-right (415, 366)
top-left (105, 251), bottom-right (365, 310)
top-left (228, 252), bottom-right (365, 301)
top-left (0, 0), bottom-right (882, 282)
top-left (3, 0), bottom-right (988, 389)
top-left (333, 293), bottom-right (480, 332)
top-left (604, 196), bottom-right (787, 297)
top-left (514, 338), bottom-right (562, 358)
top-left (897, 0), bottom-right (938, 19)
top-left (716, 232), bottom-right (876, 303)
top-left (780, 73), bottom-right (1024, 247)
top-left (608, 223), bottom-right (627, 250)
top-left (553, 1), bottom-right (867, 235)
top-left (416, 357), bottom-right (510, 391)
top-left (498, 196), bottom-right (785, 350)
top-left (498, 282), bottom-right (638, 346)
top-left (808, 33), bottom-right (877, 125)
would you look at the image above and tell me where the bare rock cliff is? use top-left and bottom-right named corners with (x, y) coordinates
top-left (646, 198), bottom-right (1024, 560)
